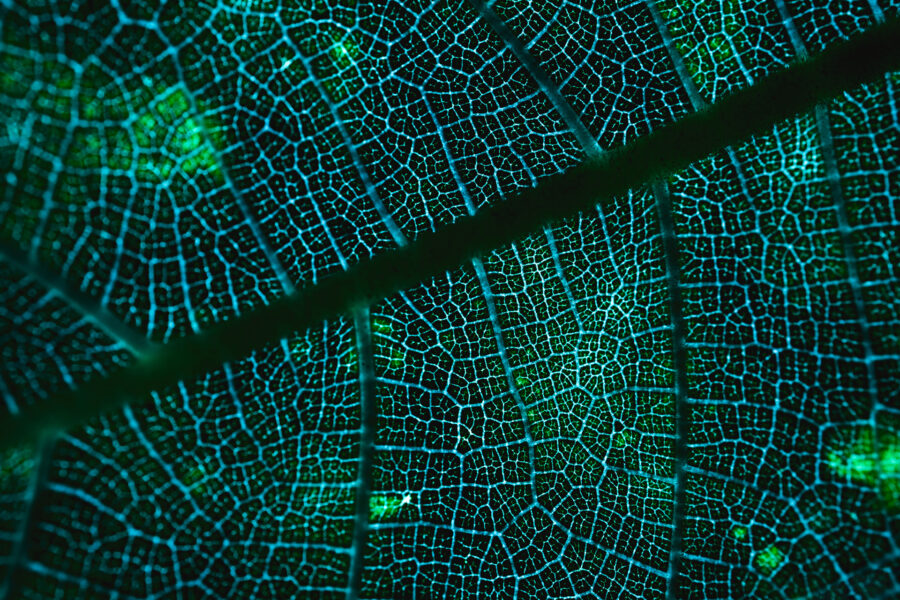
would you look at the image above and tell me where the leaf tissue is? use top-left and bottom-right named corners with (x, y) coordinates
top-left (0, 1), bottom-right (899, 598)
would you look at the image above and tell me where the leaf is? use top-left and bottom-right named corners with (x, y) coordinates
top-left (1, 1), bottom-right (899, 599)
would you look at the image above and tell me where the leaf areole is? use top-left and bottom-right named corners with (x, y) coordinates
top-left (2, 18), bottom-right (899, 451)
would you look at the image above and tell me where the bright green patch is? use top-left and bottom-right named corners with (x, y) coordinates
top-left (369, 493), bottom-right (412, 520)
top-left (130, 86), bottom-right (222, 181)
top-left (67, 83), bottom-right (224, 185)
top-left (387, 347), bottom-right (405, 369)
top-left (69, 129), bottom-right (103, 169)
top-left (1, 38), bottom-right (224, 186)
top-left (613, 430), bottom-right (633, 448)
top-left (0, 51), bottom-right (32, 98)
top-left (731, 525), bottom-right (747, 540)
top-left (319, 29), bottom-right (368, 102)
top-left (329, 33), bottom-right (361, 70)
top-left (826, 428), bottom-right (900, 509)
top-left (754, 545), bottom-right (785, 574)
top-left (372, 317), bottom-right (392, 334)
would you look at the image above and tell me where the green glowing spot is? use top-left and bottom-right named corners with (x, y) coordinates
top-left (66, 82), bottom-right (224, 185)
top-left (826, 428), bottom-right (900, 509)
top-left (731, 526), bottom-right (748, 540)
top-left (317, 29), bottom-right (368, 102)
top-left (515, 375), bottom-right (530, 388)
top-left (708, 36), bottom-right (734, 63)
top-left (54, 70), bottom-right (75, 91)
top-left (372, 317), bottom-right (392, 334)
top-left (724, 15), bottom-right (740, 35)
top-left (181, 464), bottom-right (207, 497)
top-left (754, 545), bottom-right (785, 574)
top-left (369, 493), bottom-right (413, 520)
top-left (329, 34), bottom-right (361, 70)
top-left (131, 86), bottom-right (222, 181)
top-left (0, 53), bottom-right (29, 98)
top-left (69, 129), bottom-right (103, 170)
top-left (0, 446), bottom-right (34, 490)
top-left (613, 431), bottom-right (633, 448)
top-left (387, 347), bottom-right (405, 369)
top-left (134, 112), bottom-right (159, 147)
top-left (136, 155), bottom-right (172, 181)
top-left (104, 128), bottom-right (133, 172)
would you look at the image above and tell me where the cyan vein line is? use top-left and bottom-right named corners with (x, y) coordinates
top-left (655, 1), bottom-right (896, 590)
top-left (652, 180), bottom-right (689, 600)
top-left (645, 0), bottom-right (774, 593)
top-left (170, 37), bottom-right (392, 595)
top-left (195, 39), bottom-right (380, 597)
top-left (24, 91), bottom-right (74, 278)
top-left (0, 435), bottom-right (56, 600)
top-left (346, 306), bottom-right (376, 600)
top-left (474, 3), bottom-right (685, 392)
top-left (278, 49), bottom-right (401, 600)
top-left (772, 0), bottom-right (899, 563)
top-left (644, 0), bottom-right (706, 111)
top-left (166, 51), bottom-right (297, 300)
top-left (480, 1), bottom-right (691, 590)
top-left (0, 237), bottom-right (152, 593)
top-left (816, 102), bottom-right (897, 534)
top-left (1, 18), bottom-right (899, 451)
top-left (282, 44), bottom-right (409, 249)
top-left (475, 3), bottom-right (695, 581)
top-left (0, 241), bottom-right (154, 359)
top-left (417, 9), bottom-right (548, 539)
top-left (869, 0), bottom-right (886, 23)
top-left (471, 257), bottom-right (539, 494)
top-left (681, 462), bottom-right (864, 597)
top-left (466, 0), bottom-right (603, 157)
top-left (543, 226), bottom-right (584, 331)
top-left (271, 36), bottom-right (399, 600)
top-left (469, 0), bottom-right (600, 335)
top-left (464, 7), bottom-right (654, 572)
top-left (656, 0), bottom-right (841, 589)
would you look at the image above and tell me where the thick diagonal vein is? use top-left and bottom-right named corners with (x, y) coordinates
top-left (1, 19), bottom-right (899, 451)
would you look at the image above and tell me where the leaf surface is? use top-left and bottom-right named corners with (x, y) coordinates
top-left (1, 1), bottom-right (899, 598)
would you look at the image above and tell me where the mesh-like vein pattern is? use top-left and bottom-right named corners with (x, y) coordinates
top-left (1, 0), bottom-right (899, 599)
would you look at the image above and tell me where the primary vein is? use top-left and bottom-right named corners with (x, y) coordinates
top-left (1, 18), bottom-right (898, 451)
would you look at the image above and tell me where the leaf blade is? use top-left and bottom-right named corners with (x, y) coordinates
top-left (2, 17), bottom-right (899, 451)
